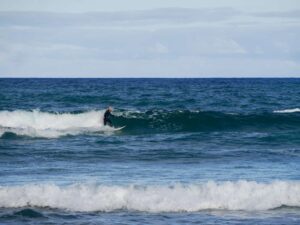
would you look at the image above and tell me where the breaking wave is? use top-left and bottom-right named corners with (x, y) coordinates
top-left (0, 181), bottom-right (299, 212)
top-left (1, 109), bottom-right (300, 138)
top-left (0, 109), bottom-right (115, 138)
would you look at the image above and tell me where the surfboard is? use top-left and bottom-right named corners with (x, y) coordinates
top-left (112, 126), bottom-right (126, 131)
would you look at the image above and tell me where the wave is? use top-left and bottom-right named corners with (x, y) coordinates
top-left (0, 110), bottom-right (116, 138)
top-left (114, 109), bottom-right (300, 133)
top-left (0, 181), bottom-right (299, 212)
top-left (1, 109), bottom-right (300, 138)
top-left (274, 108), bottom-right (300, 113)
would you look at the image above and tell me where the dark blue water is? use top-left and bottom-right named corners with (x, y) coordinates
top-left (0, 78), bottom-right (300, 224)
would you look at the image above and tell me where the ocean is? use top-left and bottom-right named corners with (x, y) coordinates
top-left (0, 78), bottom-right (300, 224)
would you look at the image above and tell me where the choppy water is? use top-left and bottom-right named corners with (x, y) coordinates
top-left (0, 78), bottom-right (300, 224)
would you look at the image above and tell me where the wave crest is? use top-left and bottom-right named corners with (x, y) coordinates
top-left (0, 181), bottom-right (300, 212)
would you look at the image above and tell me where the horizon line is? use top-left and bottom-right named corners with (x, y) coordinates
top-left (0, 76), bottom-right (299, 79)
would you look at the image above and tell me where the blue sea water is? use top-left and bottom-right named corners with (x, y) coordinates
top-left (0, 78), bottom-right (300, 224)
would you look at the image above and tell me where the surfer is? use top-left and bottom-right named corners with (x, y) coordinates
top-left (103, 106), bottom-right (113, 127)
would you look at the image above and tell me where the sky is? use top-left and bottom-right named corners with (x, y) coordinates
top-left (0, 0), bottom-right (300, 77)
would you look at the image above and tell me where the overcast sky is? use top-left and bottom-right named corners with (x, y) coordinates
top-left (0, 0), bottom-right (299, 77)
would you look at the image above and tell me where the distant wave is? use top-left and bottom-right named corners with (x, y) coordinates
top-left (1, 109), bottom-right (300, 137)
top-left (274, 108), bottom-right (300, 113)
top-left (0, 181), bottom-right (300, 212)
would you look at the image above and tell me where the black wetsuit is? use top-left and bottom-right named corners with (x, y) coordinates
top-left (104, 110), bottom-right (113, 126)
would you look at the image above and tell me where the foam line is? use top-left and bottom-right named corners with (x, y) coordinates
top-left (0, 181), bottom-right (300, 212)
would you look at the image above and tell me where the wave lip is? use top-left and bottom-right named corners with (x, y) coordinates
top-left (0, 181), bottom-right (300, 212)
top-left (274, 108), bottom-right (300, 113)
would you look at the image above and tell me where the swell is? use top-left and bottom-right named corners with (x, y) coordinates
top-left (0, 181), bottom-right (300, 212)
top-left (114, 110), bottom-right (300, 133)
top-left (0, 109), bottom-right (300, 138)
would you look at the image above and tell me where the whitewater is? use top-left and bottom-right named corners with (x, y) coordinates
top-left (1, 181), bottom-right (300, 212)
top-left (0, 109), bottom-right (113, 138)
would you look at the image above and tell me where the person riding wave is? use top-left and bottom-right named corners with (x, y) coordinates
top-left (103, 106), bottom-right (113, 127)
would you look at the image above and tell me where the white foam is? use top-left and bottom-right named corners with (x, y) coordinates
top-left (113, 110), bottom-right (141, 118)
top-left (0, 181), bottom-right (300, 212)
top-left (0, 110), bottom-right (115, 138)
top-left (274, 108), bottom-right (300, 113)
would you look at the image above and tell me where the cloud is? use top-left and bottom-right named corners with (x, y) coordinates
top-left (1, 8), bottom-right (299, 29)
top-left (254, 10), bottom-right (300, 19)
top-left (0, 8), bottom-right (239, 28)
